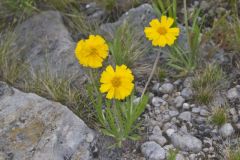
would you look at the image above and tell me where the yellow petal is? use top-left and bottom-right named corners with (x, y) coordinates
top-left (106, 65), bottom-right (115, 74)
top-left (99, 44), bottom-right (109, 58)
top-left (75, 40), bottom-right (85, 60)
top-left (145, 27), bottom-right (159, 40)
top-left (165, 34), bottom-right (176, 45)
top-left (87, 55), bottom-right (102, 68)
top-left (161, 16), bottom-right (167, 26)
top-left (150, 19), bottom-right (161, 28)
top-left (106, 88), bottom-right (114, 99)
top-left (169, 28), bottom-right (180, 36)
top-left (116, 64), bottom-right (127, 73)
top-left (166, 17), bottom-right (174, 27)
top-left (100, 72), bottom-right (112, 83)
top-left (157, 35), bottom-right (167, 47)
top-left (114, 88), bottom-right (122, 100)
top-left (100, 83), bottom-right (111, 93)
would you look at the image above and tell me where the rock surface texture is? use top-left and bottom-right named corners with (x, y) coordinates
top-left (0, 82), bottom-right (94, 160)
top-left (99, 4), bottom-right (156, 39)
top-left (170, 133), bottom-right (202, 153)
top-left (141, 141), bottom-right (166, 160)
top-left (14, 11), bottom-right (84, 83)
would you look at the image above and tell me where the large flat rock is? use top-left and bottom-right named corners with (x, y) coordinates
top-left (99, 3), bottom-right (156, 39)
top-left (0, 82), bottom-right (94, 160)
top-left (14, 11), bottom-right (85, 84)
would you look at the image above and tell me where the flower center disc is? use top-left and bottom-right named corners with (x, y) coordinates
top-left (157, 27), bottom-right (167, 35)
top-left (90, 47), bottom-right (97, 55)
top-left (111, 77), bottom-right (121, 87)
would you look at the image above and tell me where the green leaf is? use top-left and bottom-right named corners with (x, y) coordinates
top-left (128, 134), bottom-right (141, 141)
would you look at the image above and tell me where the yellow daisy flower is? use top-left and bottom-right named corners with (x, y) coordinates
top-left (100, 65), bottom-right (134, 100)
top-left (144, 16), bottom-right (180, 47)
top-left (75, 35), bottom-right (109, 68)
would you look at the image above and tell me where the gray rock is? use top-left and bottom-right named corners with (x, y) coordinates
top-left (213, 49), bottom-right (230, 65)
top-left (149, 135), bottom-right (167, 146)
top-left (99, 4), bottom-right (156, 39)
top-left (235, 122), bottom-right (240, 132)
top-left (162, 114), bottom-right (171, 122)
top-left (212, 93), bottom-right (227, 107)
top-left (200, 1), bottom-right (209, 10)
top-left (183, 77), bottom-right (194, 88)
top-left (180, 125), bottom-right (188, 134)
top-left (203, 138), bottom-right (212, 148)
top-left (216, 7), bottom-right (226, 16)
top-left (229, 108), bottom-right (237, 116)
top-left (182, 103), bottom-right (190, 110)
top-left (174, 96), bottom-right (185, 108)
top-left (181, 88), bottom-right (193, 100)
top-left (173, 79), bottom-right (182, 86)
top-left (203, 148), bottom-right (209, 153)
top-left (169, 110), bottom-right (179, 117)
top-left (152, 97), bottom-right (165, 107)
top-left (152, 83), bottom-right (160, 93)
top-left (192, 107), bottom-right (201, 114)
top-left (200, 109), bottom-right (210, 116)
top-left (178, 111), bottom-right (192, 122)
top-left (170, 133), bottom-right (202, 153)
top-left (176, 154), bottom-right (185, 160)
top-left (14, 11), bottom-right (85, 85)
top-left (141, 141), bottom-right (166, 160)
top-left (149, 93), bottom-right (155, 100)
top-left (0, 152), bottom-right (7, 160)
top-left (219, 123), bottom-right (234, 138)
top-left (159, 83), bottom-right (174, 94)
top-left (0, 81), bottom-right (14, 98)
top-left (86, 132), bottom-right (94, 143)
top-left (166, 129), bottom-right (175, 137)
top-left (162, 94), bottom-right (169, 100)
top-left (227, 87), bottom-right (240, 100)
top-left (133, 97), bottom-right (141, 104)
top-left (0, 82), bottom-right (93, 160)
top-left (84, 2), bottom-right (106, 21)
top-left (163, 144), bottom-right (174, 151)
top-left (152, 126), bottom-right (162, 135)
top-left (189, 154), bottom-right (196, 160)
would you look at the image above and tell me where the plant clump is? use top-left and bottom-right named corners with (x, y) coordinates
top-left (192, 64), bottom-right (225, 105)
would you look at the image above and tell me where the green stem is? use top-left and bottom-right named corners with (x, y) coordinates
top-left (183, 0), bottom-right (191, 52)
top-left (88, 69), bottom-right (98, 94)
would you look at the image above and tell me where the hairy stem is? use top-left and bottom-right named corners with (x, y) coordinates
top-left (141, 52), bottom-right (160, 98)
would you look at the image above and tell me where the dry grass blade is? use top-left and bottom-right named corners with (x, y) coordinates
top-left (211, 107), bottom-right (228, 126)
top-left (0, 31), bottom-right (28, 84)
top-left (109, 22), bottom-right (150, 75)
top-left (192, 64), bottom-right (225, 105)
top-left (23, 67), bottom-right (95, 125)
